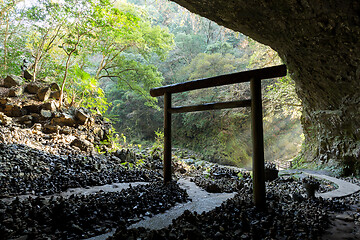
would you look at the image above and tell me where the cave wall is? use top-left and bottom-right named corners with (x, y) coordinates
top-left (170, 0), bottom-right (360, 174)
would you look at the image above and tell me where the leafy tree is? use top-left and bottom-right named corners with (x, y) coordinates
top-left (25, 0), bottom-right (66, 81)
top-left (103, 57), bottom-right (164, 108)
top-left (21, 0), bottom-right (173, 108)
top-left (0, 0), bottom-right (25, 76)
top-left (106, 87), bottom-right (162, 141)
top-left (89, 1), bottom-right (173, 108)
top-left (67, 65), bottom-right (110, 114)
top-left (181, 52), bottom-right (241, 80)
top-left (57, 0), bottom-right (97, 107)
top-left (264, 75), bottom-right (302, 120)
top-left (245, 37), bottom-right (282, 69)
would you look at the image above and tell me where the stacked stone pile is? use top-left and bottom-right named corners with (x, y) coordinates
top-left (0, 75), bottom-right (111, 153)
top-left (0, 182), bottom-right (189, 239)
top-left (0, 143), bottom-right (163, 197)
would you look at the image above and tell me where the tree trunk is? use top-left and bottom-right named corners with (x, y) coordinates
top-left (3, 16), bottom-right (10, 72)
top-left (59, 53), bottom-right (73, 107)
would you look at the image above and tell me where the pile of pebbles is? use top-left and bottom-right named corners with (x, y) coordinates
top-left (110, 178), bottom-right (349, 240)
top-left (336, 177), bottom-right (360, 224)
top-left (191, 164), bottom-right (338, 195)
top-left (191, 165), bottom-right (250, 193)
top-left (267, 176), bottom-right (337, 196)
top-left (0, 143), bottom-right (162, 196)
top-left (0, 182), bottom-right (189, 239)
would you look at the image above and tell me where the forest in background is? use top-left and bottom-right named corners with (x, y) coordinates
top-left (0, 0), bottom-right (303, 167)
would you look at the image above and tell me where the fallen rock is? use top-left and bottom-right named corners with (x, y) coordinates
top-left (50, 82), bottom-right (60, 91)
top-left (75, 108), bottom-right (90, 124)
top-left (23, 104), bottom-right (41, 114)
top-left (0, 98), bottom-right (9, 105)
top-left (8, 87), bottom-right (23, 97)
top-left (59, 126), bottom-right (72, 135)
top-left (30, 113), bottom-right (41, 122)
top-left (50, 90), bottom-right (61, 100)
top-left (3, 75), bottom-right (23, 88)
top-left (42, 101), bottom-right (57, 111)
top-left (114, 149), bottom-right (128, 162)
top-left (51, 113), bottom-right (75, 126)
top-left (25, 83), bottom-right (41, 94)
top-left (31, 123), bottom-right (42, 131)
top-left (37, 87), bottom-right (51, 101)
top-left (70, 138), bottom-right (94, 152)
top-left (40, 109), bottom-right (52, 118)
top-left (16, 115), bottom-right (33, 124)
top-left (42, 124), bottom-right (59, 134)
top-left (2, 104), bottom-right (25, 117)
top-left (23, 70), bottom-right (33, 80)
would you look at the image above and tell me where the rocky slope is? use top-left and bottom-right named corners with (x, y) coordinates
top-left (0, 75), bottom-right (192, 239)
top-left (0, 75), bottom-right (112, 155)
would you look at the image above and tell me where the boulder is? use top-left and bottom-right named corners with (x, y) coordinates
top-left (50, 90), bottom-right (61, 100)
top-left (8, 87), bottom-right (24, 97)
top-left (114, 149), bottom-right (128, 162)
top-left (50, 83), bottom-right (60, 91)
top-left (75, 108), bottom-right (90, 124)
top-left (40, 109), bottom-right (52, 118)
top-left (23, 70), bottom-right (33, 80)
top-left (51, 113), bottom-right (75, 126)
top-left (23, 104), bottom-right (41, 114)
top-left (0, 98), bottom-right (9, 105)
top-left (30, 113), bottom-right (41, 123)
top-left (31, 123), bottom-right (42, 131)
top-left (43, 124), bottom-right (59, 134)
top-left (16, 115), bottom-right (33, 124)
top-left (42, 101), bottom-right (57, 111)
top-left (70, 138), bottom-right (94, 152)
top-left (3, 75), bottom-right (23, 88)
top-left (2, 104), bottom-right (25, 117)
top-left (25, 83), bottom-right (41, 94)
top-left (37, 87), bottom-right (51, 101)
top-left (59, 126), bottom-right (72, 135)
top-left (16, 115), bottom-right (32, 126)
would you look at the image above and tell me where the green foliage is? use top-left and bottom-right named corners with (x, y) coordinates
top-left (98, 127), bottom-right (126, 153)
top-left (179, 52), bottom-right (243, 82)
top-left (205, 41), bottom-right (233, 54)
top-left (67, 66), bottom-right (110, 114)
top-left (105, 87), bottom-right (163, 141)
top-left (264, 75), bottom-right (302, 120)
top-left (150, 130), bottom-right (164, 159)
top-left (104, 57), bottom-right (164, 109)
top-left (174, 33), bottom-right (207, 60)
top-left (1, 0), bottom-right (173, 109)
top-left (0, 0), bottom-right (27, 76)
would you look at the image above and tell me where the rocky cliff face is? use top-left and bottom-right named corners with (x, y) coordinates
top-left (170, 0), bottom-right (360, 174)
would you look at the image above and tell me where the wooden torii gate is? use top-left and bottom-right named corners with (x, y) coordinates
top-left (150, 65), bottom-right (287, 209)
